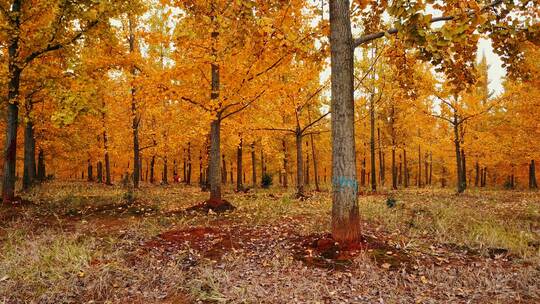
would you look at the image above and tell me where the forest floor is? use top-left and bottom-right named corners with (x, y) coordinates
top-left (0, 182), bottom-right (539, 303)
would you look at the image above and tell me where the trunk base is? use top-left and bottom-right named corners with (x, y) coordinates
top-left (186, 199), bottom-right (236, 214)
top-left (1, 196), bottom-right (32, 206)
top-left (293, 233), bottom-right (368, 270)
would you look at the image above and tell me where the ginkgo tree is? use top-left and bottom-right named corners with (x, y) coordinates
top-left (164, 0), bottom-right (321, 210)
top-left (328, 0), bottom-right (539, 245)
top-left (0, 0), bottom-right (136, 203)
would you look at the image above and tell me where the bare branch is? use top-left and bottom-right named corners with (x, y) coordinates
top-left (181, 96), bottom-right (212, 112)
top-left (221, 89), bottom-right (267, 120)
top-left (354, 46), bottom-right (386, 91)
top-left (301, 111), bottom-right (330, 134)
top-left (254, 127), bottom-right (296, 134)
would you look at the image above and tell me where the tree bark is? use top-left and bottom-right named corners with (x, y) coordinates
top-left (222, 154), bottom-right (227, 184)
top-left (87, 159), bottom-right (94, 182)
top-left (236, 138), bottom-right (243, 192)
top-left (461, 149), bottom-right (467, 189)
top-left (417, 144), bottom-right (422, 188)
top-left (2, 0), bottom-right (22, 203)
top-left (482, 167), bottom-right (487, 187)
top-left (453, 115), bottom-right (465, 193)
top-left (251, 142), bottom-right (257, 187)
top-left (475, 161), bottom-right (480, 187)
top-left (310, 133), bottom-right (321, 191)
top-left (103, 130), bottom-right (112, 185)
top-left (295, 131), bottom-right (304, 197)
top-left (370, 94), bottom-right (377, 192)
top-left (23, 120), bottom-right (36, 190)
top-left (282, 139), bottom-right (289, 188)
top-left (403, 149), bottom-right (409, 188)
top-left (186, 142), bottom-right (192, 185)
top-left (329, 0), bottom-right (360, 245)
top-left (162, 157), bottom-right (168, 185)
top-left (530, 160), bottom-right (538, 189)
top-left (305, 141), bottom-right (310, 186)
top-left (37, 149), bottom-right (46, 182)
top-left (208, 119), bottom-right (222, 201)
top-left (378, 127), bottom-right (384, 186)
top-left (390, 106), bottom-right (397, 190)
top-left (391, 146), bottom-right (397, 190)
top-left (199, 151), bottom-right (203, 187)
top-left (183, 149), bottom-right (187, 182)
top-left (150, 155), bottom-right (155, 184)
top-left (97, 161), bottom-right (103, 183)
top-left (128, 17), bottom-right (140, 189)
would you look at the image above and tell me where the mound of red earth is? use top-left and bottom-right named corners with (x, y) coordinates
top-left (185, 199), bottom-right (235, 214)
top-left (294, 233), bottom-right (412, 271)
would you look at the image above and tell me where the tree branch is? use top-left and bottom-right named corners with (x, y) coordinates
top-left (352, 0), bottom-right (503, 48)
top-left (254, 127), bottom-right (296, 134)
top-left (221, 89), bottom-right (266, 120)
top-left (24, 20), bottom-right (99, 65)
top-left (181, 96), bottom-right (212, 112)
top-left (301, 111), bottom-right (330, 134)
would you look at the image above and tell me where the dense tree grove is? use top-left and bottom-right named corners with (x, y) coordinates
top-left (1, 0), bottom-right (539, 244)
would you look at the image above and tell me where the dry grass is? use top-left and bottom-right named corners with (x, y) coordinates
top-left (0, 182), bottom-right (539, 303)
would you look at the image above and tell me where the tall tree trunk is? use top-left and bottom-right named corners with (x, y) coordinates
top-left (37, 149), bottom-right (46, 182)
top-left (530, 160), bottom-right (538, 189)
top-left (329, 0), bottom-right (360, 245)
top-left (310, 133), bottom-right (321, 191)
top-left (295, 131), bottom-right (304, 197)
top-left (391, 146), bottom-right (397, 190)
top-left (236, 138), bottom-right (243, 192)
top-left (186, 142), bottom-right (192, 185)
top-left (128, 17), bottom-right (140, 189)
top-left (229, 160), bottom-right (234, 185)
top-left (208, 119), bottom-right (222, 201)
top-left (282, 139), bottom-right (289, 188)
top-left (403, 149), bottom-right (409, 188)
top-left (453, 120), bottom-right (465, 193)
top-left (378, 127), bottom-right (384, 186)
top-left (260, 147), bottom-right (265, 178)
top-left (145, 159), bottom-right (149, 182)
top-left (251, 142), bottom-right (257, 187)
top-left (305, 141), bottom-right (310, 186)
top-left (97, 161), bottom-right (103, 183)
top-left (150, 155), bottom-right (155, 184)
top-left (183, 149), bottom-right (187, 182)
top-left (461, 149), bottom-right (467, 189)
top-left (370, 94), bottom-right (377, 192)
top-left (398, 154), bottom-right (402, 186)
top-left (429, 152), bottom-right (433, 185)
top-left (162, 157), bottom-right (168, 185)
top-left (222, 154), bottom-right (227, 184)
top-left (482, 167), bottom-right (487, 187)
top-left (199, 151), bottom-right (203, 187)
top-left (389, 107), bottom-right (397, 190)
top-left (424, 152), bottom-right (429, 186)
top-left (23, 120), bottom-right (36, 191)
top-left (417, 145), bottom-right (422, 188)
top-left (361, 157), bottom-right (366, 187)
top-left (475, 161), bottom-right (480, 187)
top-left (103, 130), bottom-right (112, 185)
top-left (87, 159), bottom-right (94, 182)
top-left (441, 164), bottom-right (447, 188)
top-left (2, 0), bottom-right (22, 203)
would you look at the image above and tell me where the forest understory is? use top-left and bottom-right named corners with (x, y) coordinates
top-left (1, 182), bottom-right (538, 304)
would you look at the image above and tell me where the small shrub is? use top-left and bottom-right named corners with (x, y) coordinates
top-left (261, 173), bottom-right (273, 189)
